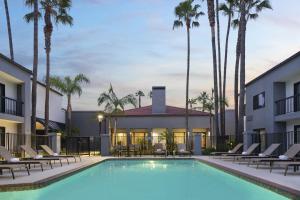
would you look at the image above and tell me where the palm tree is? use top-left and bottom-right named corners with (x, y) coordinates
top-left (196, 91), bottom-right (209, 112)
top-left (98, 84), bottom-right (137, 142)
top-left (4, 0), bottom-right (14, 60)
top-left (25, 0), bottom-right (73, 135)
top-left (236, 0), bottom-right (272, 140)
top-left (24, 0), bottom-right (39, 135)
top-left (188, 98), bottom-right (197, 109)
top-left (173, 0), bottom-right (204, 150)
top-left (49, 74), bottom-right (90, 136)
top-left (219, 0), bottom-right (235, 136)
top-left (135, 90), bottom-right (145, 108)
top-left (206, 0), bottom-right (220, 140)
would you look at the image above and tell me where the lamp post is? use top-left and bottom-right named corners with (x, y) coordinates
top-left (97, 114), bottom-right (104, 136)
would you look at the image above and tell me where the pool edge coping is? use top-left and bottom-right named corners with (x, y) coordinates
top-left (0, 157), bottom-right (299, 199)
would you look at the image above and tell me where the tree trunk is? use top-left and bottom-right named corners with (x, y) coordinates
top-left (4, 0), bottom-right (14, 61)
top-left (222, 6), bottom-right (232, 136)
top-left (67, 95), bottom-right (72, 136)
top-left (31, 0), bottom-right (39, 136)
top-left (185, 25), bottom-right (191, 150)
top-left (238, 0), bottom-right (247, 140)
top-left (44, 9), bottom-right (53, 135)
top-left (234, 25), bottom-right (242, 142)
top-left (215, 0), bottom-right (223, 136)
top-left (207, 0), bottom-right (220, 142)
top-left (139, 96), bottom-right (141, 108)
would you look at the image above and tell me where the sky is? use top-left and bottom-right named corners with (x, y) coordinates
top-left (0, 0), bottom-right (300, 111)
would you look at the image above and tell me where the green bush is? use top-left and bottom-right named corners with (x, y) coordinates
top-left (202, 147), bottom-right (216, 155)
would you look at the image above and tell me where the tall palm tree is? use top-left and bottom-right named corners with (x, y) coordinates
top-left (24, 0), bottom-right (39, 135)
top-left (49, 74), bottom-right (90, 136)
top-left (25, 0), bottom-right (73, 135)
top-left (215, 0), bottom-right (223, 136)
top-left (98, 84), bottom-right (137, 141)
top-left (219, 0), bottom-right (235, 136)
top-left (206, 0), bottom-right (220, 140)
top-left (173, 0), bottom-right (204, 150)
top-left (4, 0), bottom-right (14, 60)
top-left (236, 0), bottom-right (272, 139)
top-left (135, 90), bottom-right (145, 108)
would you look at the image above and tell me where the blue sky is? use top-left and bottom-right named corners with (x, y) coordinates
top-left (0, 0), bottom-right (300, 110)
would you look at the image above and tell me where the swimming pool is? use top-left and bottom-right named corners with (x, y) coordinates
top-left (0, 159), bottom-right (289, 200)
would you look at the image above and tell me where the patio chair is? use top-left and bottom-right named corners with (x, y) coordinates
top-left (0, 146), bottom-right (44, 171)
top-left (253, 144), bottom-right (300, 172)
top-left (20, 145), bottom-right (63, 167)
top-left (221, 143), bottom-right (260, 161)
top-left (40, 145), bottom-right (81, 162)
top-left (0, 164), bottom-right (30, 179)
top-left (281, 161), bottom-right (300, 176)
top-left (236, 143), bottom-right (281, 164)
top-left (210, 143), bottom-right (243, 157)
top-left (153, 143), bottom-right (166, 157)
top-left (176, 144), bottom-right (191, 157)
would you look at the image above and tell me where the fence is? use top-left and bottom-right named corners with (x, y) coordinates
top-left (0, 133), bottom-right (101, 156)
top-left (275, 94), bottom-right (300, 115)
top-left (250, 131), bottom-right (300, 154)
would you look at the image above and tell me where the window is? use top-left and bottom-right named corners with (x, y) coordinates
top-left (253, 92), bottom-right (265, 110)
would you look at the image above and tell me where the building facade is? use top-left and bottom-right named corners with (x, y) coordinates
top-left (245, 51), bottom-right (300, 151)
top-left (72, 86), bottom-right (213, 154)
top-left (0, 54), bottom-right (32, 147)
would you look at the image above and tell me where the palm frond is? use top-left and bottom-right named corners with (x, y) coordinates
top-left (173, 20), bottom-right (183, 29)
top-left (192, 21), bottom-right (200, 27)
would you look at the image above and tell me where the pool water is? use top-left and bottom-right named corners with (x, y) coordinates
top-left (0, 160), bottom-right (289, 200)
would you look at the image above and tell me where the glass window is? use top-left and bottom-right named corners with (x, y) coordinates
top-left (253, 92), bottom-right (265, 110)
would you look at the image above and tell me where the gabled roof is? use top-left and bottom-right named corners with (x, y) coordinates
top-left (111, 105), bottom-right (210, 117)
top-left (0, 53), bottom-right (32, 74)
top-left (246, 51), bottom-right (300, 87)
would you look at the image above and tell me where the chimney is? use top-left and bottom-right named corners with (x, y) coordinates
top-left (152, 86), bottom-right (166, 114)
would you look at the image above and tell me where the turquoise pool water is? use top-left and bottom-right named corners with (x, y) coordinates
top-left (0, 160), bottom-right (289, 200)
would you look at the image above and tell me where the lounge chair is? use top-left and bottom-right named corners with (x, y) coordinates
top-left (281, 161), bottom-right (300, 176)
top-left (210, 143), bottom-right (243, 157)
top-left (20, 145), bottom-right (63, 167)
top-left (0, 146), bottom-right (44, 171)
top-left (176, 144), bottom-right (191, 157)
top-left (236, 143), bottom-right (281, 164)
top-left (153, 143), bottom-right (166, 157)
top-left (221, 143), bottom-right (260, 161)
top-left (40, 145), bottom-right (81, 162)
top-left (252, 144), bottom-right (300, 171)
top-left (0, 164), bottom-right (30, 179)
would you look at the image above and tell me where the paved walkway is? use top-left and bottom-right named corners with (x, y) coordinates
top-left (195, 156), bottom-right (300, 198)
top-left (0, 156), bottom-right (108, 190)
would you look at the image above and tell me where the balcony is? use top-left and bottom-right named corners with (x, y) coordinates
top-left (0, 96), bottom-right (23, 117)
top-left (275, 94), bottom-right (300, 116)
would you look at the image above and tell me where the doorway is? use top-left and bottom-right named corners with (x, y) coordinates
top-left (294, 82), bottom-right (300, 112)
top-left (294, 125), bottom-right (300, 144)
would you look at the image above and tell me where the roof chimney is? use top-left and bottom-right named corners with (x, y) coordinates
top-left (152, 86), bottom-right (166, 114)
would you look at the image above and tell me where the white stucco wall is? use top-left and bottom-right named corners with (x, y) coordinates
top-left (0, 119), bottom-right (18, 133)
top-left (285, 75), bottom-right (300, 97)
top-left (286, 120), bottom-right (300, 132)
top-left (0, 76), bottom-right (17, 100)
top-left (36, 83), bottom-right (65, 123)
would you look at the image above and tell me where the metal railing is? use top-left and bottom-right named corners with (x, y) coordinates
top-left (275, 94), bottom-right (300, 115)
top-left (251, 131), bottom-right (300, 154)
top-left (0, 96), bottom-right (23, 116)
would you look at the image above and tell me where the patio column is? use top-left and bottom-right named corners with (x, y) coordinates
top-left (193, 133), bottom-right (202, 155)
top-left (49, 132), bottom-right (61, 154)
top-left (243, 131), bottom-right (252, 151)
top-left (100, 134), bottom-right (111, 156)
top-left (126, 128), bottom-right (131, 156)
top-left (147, 128), bottom-right (152, 150)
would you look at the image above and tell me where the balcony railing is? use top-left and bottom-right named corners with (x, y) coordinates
top-left (275, 94), bottom-right (300, 115)
top-left (0, 96), bottom-right (23, 117)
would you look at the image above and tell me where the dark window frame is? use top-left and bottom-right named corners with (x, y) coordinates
top-left (253, 92), bottom-right (265, 110)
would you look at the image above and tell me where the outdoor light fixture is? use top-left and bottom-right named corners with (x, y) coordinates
top-left (97, 114), bottom-right (104, 122)
top-left (97, 114), bottom-right (104, 135)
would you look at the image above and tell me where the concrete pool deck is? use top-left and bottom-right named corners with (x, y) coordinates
top-left (195, 156), bottom-right (300, 199)
top-left (0, 155), bottom-right (300, 198)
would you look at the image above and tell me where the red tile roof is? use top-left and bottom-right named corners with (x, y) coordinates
top-left (113, 105), bottom-right (210, 116)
